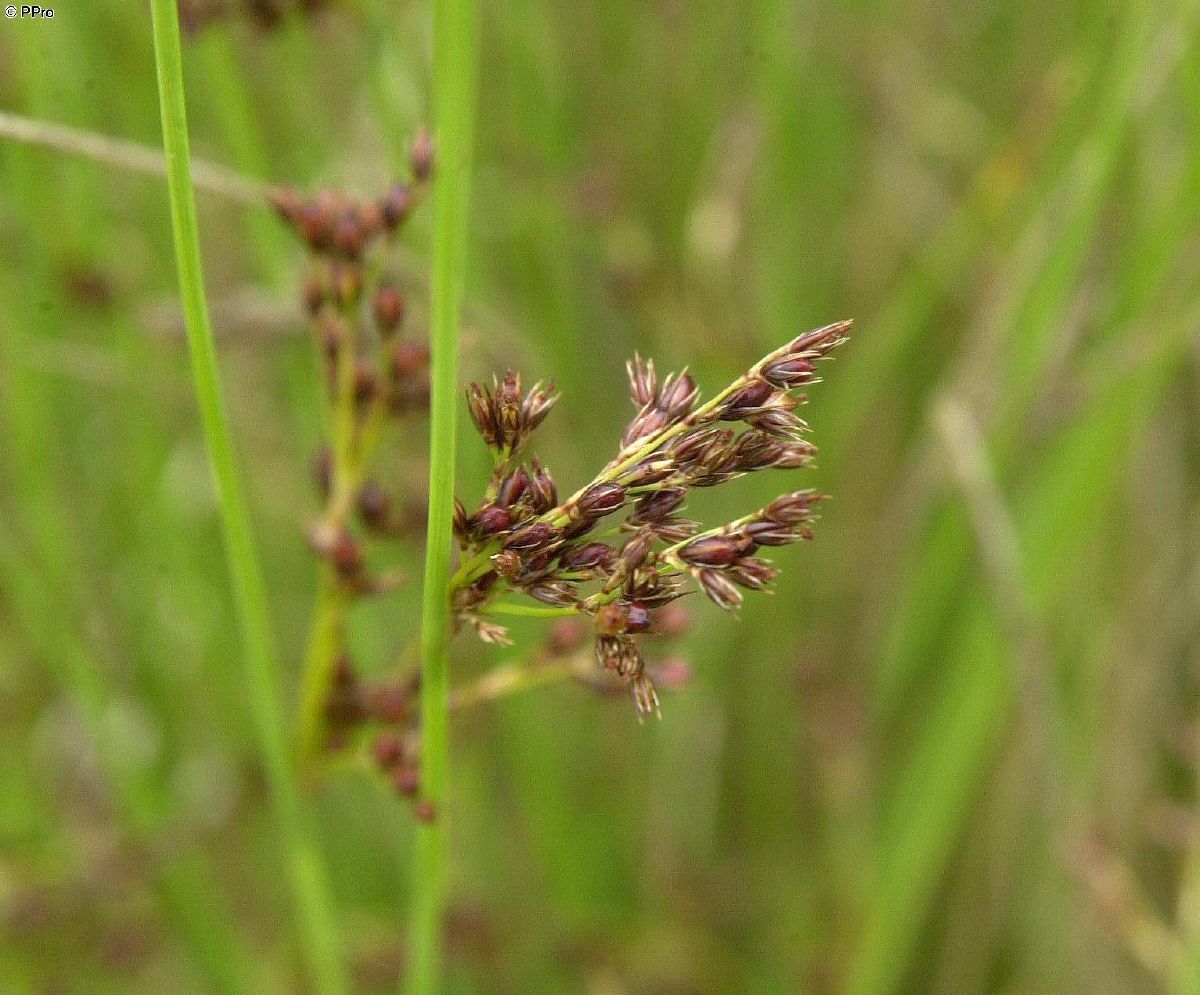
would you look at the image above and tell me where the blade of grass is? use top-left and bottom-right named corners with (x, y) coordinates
top-left (408, 0), bottom-right (480, 990)
top-left (147, 1), bottom-right (347, 991)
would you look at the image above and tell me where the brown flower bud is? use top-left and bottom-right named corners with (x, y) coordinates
top-left (353, 357), bottom-right (378, 404)
top-left (624, 601), bottom-right (652, 633)
top-left (472, 505), bottom-right (513, 539)
top-left (520, 381), bottom-right (558, 434)
top-left (394, 765), bottom-right (420, 797)
top-left (632, 488), bottom-right (687, 522)
top-left (622, 407), bottom-right (673, 448)
top-left (410, 127), bottom-right (436, 183)
top-left (490, 549), bottom-right (522, 578)
top-left (358, 482), bottom-right (391, 530)
top-left (503, 520), bottom-right (557, 551)
top-left (761, 355), bottom-right (817, 388)
top-left (528, 458), bottom-right (558, 511)
top-left (497, 371), bottom-right (522, 442)
top-left (678, 535), bottom-right (743, 568)
top-left (333, 212), bottom-right (366, 258)
top-left (391, 341), bottom-right (430, 381)
top-left (733, 432), bottom-right (784, 471)
top-left (297, 196), bottom-right (336, 250)
top-left (595, 604), bottom-right (627, 636)
top-left (466, 383), bottom-right (499, 447)
top-left (764, 490), bottom-right (823, 524)
top-left (373, 733), bottom-right (404, 768)
top-left (670, 427), bottom-right (732, 465)
top-left (381, 182), bottom-right (413, 229)
top-left (617, 529), bottom-right (656, 574)
top-left (453, 498), bottom-right (470, 538)
top-left (578, 482), bottom-right (627, 518)
top-left (720, 378), bottom-right (775, 420)
top-left (620, 460), bottom-right (676, 487)
top-left (629, 673), bottom-right (660, 720)
top-left (658, 370), bottom-right (698, 417)
top-left (626, 354), bottom-right (658, 407)
top-left (330, 530), bottom-right (364, 577)
top-left (696, 568), bottom-right (743, 610)
top-left (373, 285), bottom-right (406, 335)
top-left (527, 582), bottom-right (577, 607)
top-left (559, 542), bottom-right (617, 572)
top-left (728, 557), bottom-right (778, 590)
top-left (496, 467), bottom-right (530, 507)
top-left (302, 274), bottom-right (326, 316)
top-left (784, 319), bottom-right (852, 358)
top-left (772, 441), bottom-right (818, 468)
top-left (743, 520), bottom-right (798, 546)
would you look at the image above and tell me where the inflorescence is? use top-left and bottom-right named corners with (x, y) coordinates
top-left (451, 321), bottom-right (851, 719)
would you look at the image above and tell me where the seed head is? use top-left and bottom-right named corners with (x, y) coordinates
top-left (696, 568), bottom-right (743, 610)
top-left (503, 520), bottom-right (558, 551)
top-left (578, 481), bottom-right (627, 518)
top-left (560, 542), bottom-right (618, 572)
top-left (677, 534), bottom-right (749, 568)
top-left (373, 285), bottom-right (406, 335)
top-left (720, 378), bottom-right (775, 420)
top-left (528, 458), bottom-right (558, 511)
top-left (472, 505), bottom-right (513, 539)
top-left (764, 490), bottom-right (823, 525)
top-left (632, 487), bottom-right (687, 522)
top-left (626, 354), bottom-right (658, 407)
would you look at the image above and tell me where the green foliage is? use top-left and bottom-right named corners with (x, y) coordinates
top-left (0, 0), bottom-right (1197, 991)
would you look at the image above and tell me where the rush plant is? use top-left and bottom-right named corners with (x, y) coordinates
top-left (449, 321), bottom-right (852, 717)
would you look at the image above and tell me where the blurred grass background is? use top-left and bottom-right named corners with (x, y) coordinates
top-left (1, 0), bottom-right (1199, 992)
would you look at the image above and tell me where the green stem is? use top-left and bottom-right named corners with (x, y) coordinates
top-left (147, 3), bottom-right (346, 992)
top-left (409, 0), bottom-right (480, 990)
top-left (486, 601), bottom-right (582, 618)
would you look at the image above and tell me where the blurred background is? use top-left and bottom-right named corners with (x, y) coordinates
top-left (1, 0), bottom-right (1198, 991)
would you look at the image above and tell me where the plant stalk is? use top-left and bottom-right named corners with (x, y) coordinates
top-left (147, 2), bottom-right (346, 991)
top-left (408, 0), bottom-right (480, 990)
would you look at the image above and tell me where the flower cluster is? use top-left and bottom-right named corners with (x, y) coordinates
top-left (274, 132), bottom-right (441, 818)
top-left (178, 0), bottom-right (334, 35)
top-left (452, 321), bottom-right (851, 718)
top-left (271, 131), bottom-right (434, 594)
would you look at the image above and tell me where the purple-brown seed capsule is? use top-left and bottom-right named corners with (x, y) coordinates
top-left (503, 520), bottom-right (557, 551)
top-left (678, 535), bottom-right (743, 569)
top-left (394, 765), bottom-right (420, 797)
top-left (497, 467), bottom-right (530, 508)
top-left (373, 285), bottom-right (406, 335)
top-left (577, 482), bottom-right (627, 518)
top-left (559, 542), bottom-right (617, 572)
top-left (380, 182), bottom-right (413, 229)
top-left (472, 505), bottom-right (513, 538)
top-left (358, 482), bottom-right (391, 530)
top-left (696, 568), bottom-right (743, 610)
top-left (743, 520), bottom-right (798, 546)
top-left (721, 378), bottom-right (775, 420)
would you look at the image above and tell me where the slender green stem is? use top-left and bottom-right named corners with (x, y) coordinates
top-left (485, 601), bottom-right (582, 618)
top-left (147, 3), bottom-right (346, 992)
top-left (409, 0), bottom-right (480, 990)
